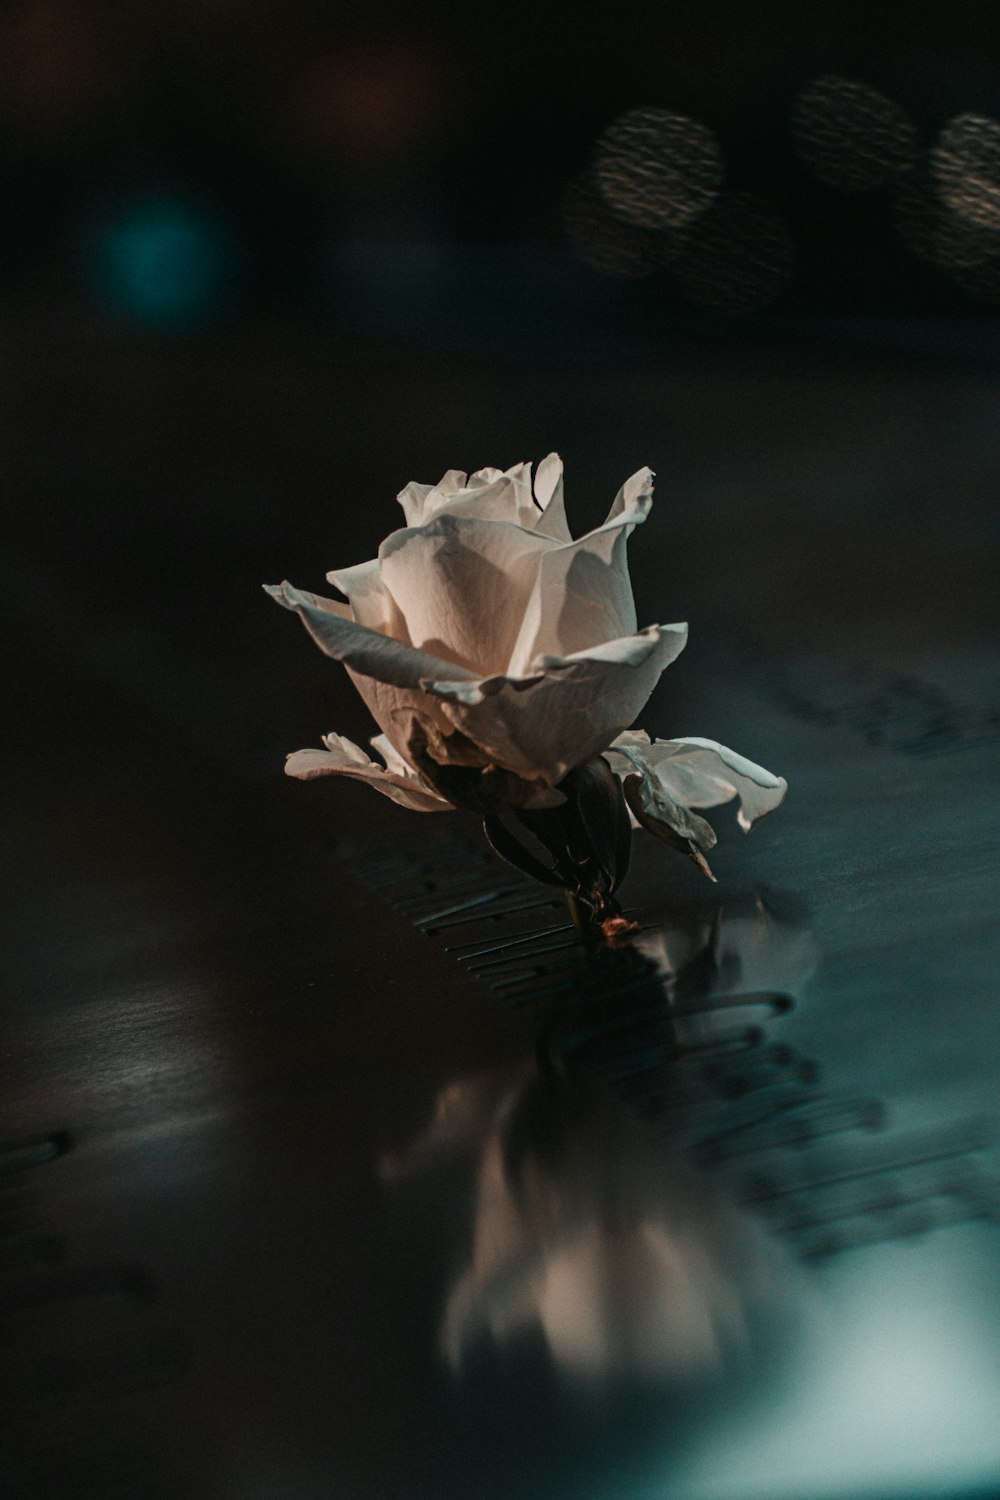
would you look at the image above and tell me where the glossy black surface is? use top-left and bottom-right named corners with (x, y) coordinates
top-left (2, 331), bottom-right (999, 1498)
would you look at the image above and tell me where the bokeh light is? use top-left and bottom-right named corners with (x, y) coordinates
top-left (931, 113), bottom-right (1000, 231)
top-left (894, 166), bottom-right (1000, 270)
top-left (594, 107), bottom-right (723, 231)
top-left (561, 171), bottom-right (661, 278)
top-left (86, 195), bottom-right (240, 330)
top-left (792, 75), bottom-right (916, 191)
top-left (669, 192), bottom-right (795, 312)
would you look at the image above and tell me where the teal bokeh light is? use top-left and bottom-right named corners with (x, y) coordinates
top-left (88, 195), bottom-right (238, 329)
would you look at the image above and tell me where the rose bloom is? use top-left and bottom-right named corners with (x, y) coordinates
top-left (267, 457), bottom-right (785, 855)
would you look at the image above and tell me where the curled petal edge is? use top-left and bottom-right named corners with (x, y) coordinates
top-left (267, 580), bottom-right (690, 789)
top-left (425, 622), bottom-right (688, 708)
top-left (285, 732), bottom-right (452, 813)
top-left (607, 733), bottom-right (787, 832)
top-left (265, 580), bottom-right (478, 689)
top-left (420, 623), bottom-right (689, 785)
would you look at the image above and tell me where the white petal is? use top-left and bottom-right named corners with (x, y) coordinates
top-left (325, 558), bottom-right (409, 639)
top-left (396, 481), bottom-right (436, 528)
top-left (268, 584), bottom-right (352, 621)
top-left (506, 477), bottom-right (653, 675)
top-left (611, 728), bottom-right (652, 751)
top-left (395, 456), bottom-right (583, 539)
top-left (267, 581), bottom-right (476, 686)
top-left (266, 579), bottom-right (473, 753)
top-left (468, 466), bottom-right (503, 487)
top-left (437, 469), bottom-right (469, 494)
top-left (532, 452), bottom-right (572, 541)
top-left (321, 732), bottom-right (370, 766)
top-left (397, 464), bottom-right (539, 530)
top-left (427, 622), bottom-right (688, 785)
top-left (369, 731), bottom-right (414, 778)
top-left (436, 476), bottom-right (538, 528)
top-left (607, 734), bottom-right (787, 831)
top-left (397, 470), bottom-right (467, 527)
top-left (285, 732), bottom-right (452, 812)
top-left (606, 464), bottom-right (654, 523)
top-left (378, 514), bottom-right (554, 676)
top-left (268, 583), bottom-right (689, 796)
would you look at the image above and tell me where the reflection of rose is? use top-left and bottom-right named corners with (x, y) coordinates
top-left (267, 459), bottom-right (786, 850)
top-left (385, 1065), bottom-right (796, 1381)
top-left (636, 896), bottom-right (820, 1002)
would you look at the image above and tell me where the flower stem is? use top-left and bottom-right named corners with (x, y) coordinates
top-left (564, 889), bottom-right (589, 937)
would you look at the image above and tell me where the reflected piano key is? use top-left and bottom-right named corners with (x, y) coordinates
top-left (362, 833), bottom-right (1000, 1496)
top-left (380, 876), bottom-right (999, 1472)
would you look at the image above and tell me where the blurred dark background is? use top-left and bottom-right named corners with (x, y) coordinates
top-left (4, 0), bottom-right (1000, 342)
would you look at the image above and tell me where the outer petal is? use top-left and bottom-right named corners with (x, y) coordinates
top-left (378, 514), bottom-right (555, 676)
top-left (606, 463), bottom-right (655, 523)
top-left (532, 452), bottom-right (572, 542)
top-left (426, 622), bottom-right (688, 785)
top-left (285, 731), bottom-right (452, 812)
top-left (325, 558), bottom-right (409, 640)
top-left (267, 583), bottom-right (689, 794)
top-left (606, 733), bottom-right (787, 831)
top-left (369, 731), bottom-right (419, 780)
top-left (506, 469), bottom-right (653, 674)
top-left (266, 580), bottom-right (477, 687)
top-left (265, 579), bottom-right (474, 752)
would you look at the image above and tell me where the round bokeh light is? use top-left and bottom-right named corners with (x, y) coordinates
top-left (87, 194), bottom-right (239, 329)
top-left (562, 171), bottom-right (661, 278)
top-left (895, 165), bottom-right (1000, 270)
top-left (594, 107), bottom-right (723, 231)
top-left (931, 113), bottom-right (1000, 231)
top-left (792, 75), bottom-right (916, 191)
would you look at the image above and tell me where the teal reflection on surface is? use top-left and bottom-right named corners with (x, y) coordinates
top-left (380, 880), bottom-right (1000, 1500)
top-left (666, 1233), bottom-right (1000, 1500)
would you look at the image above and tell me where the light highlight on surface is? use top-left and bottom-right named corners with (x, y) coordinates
top-left (667, 1238), bottom-right (1000, 1500)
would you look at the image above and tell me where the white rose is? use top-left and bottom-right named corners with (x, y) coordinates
top-left (267, 456), bottom-right (786, 890)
